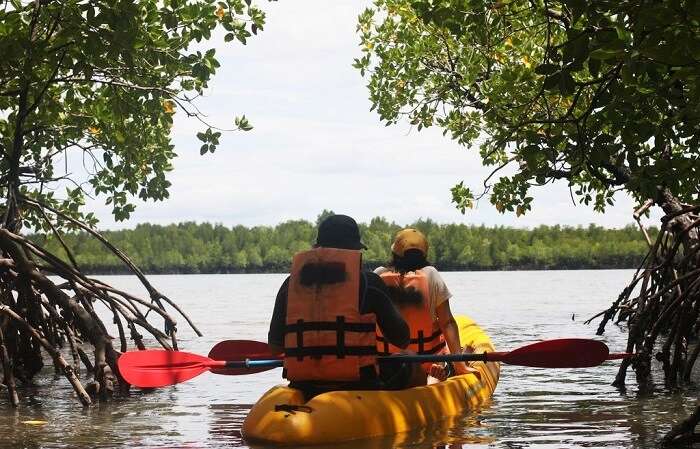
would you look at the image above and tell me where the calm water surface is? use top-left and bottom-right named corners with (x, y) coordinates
top-left (1, 271), bottom-right (697, 448)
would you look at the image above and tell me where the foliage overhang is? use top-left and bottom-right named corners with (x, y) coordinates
top-left (355, 0), bottom-right (700, 216)
top-left (0, 0), bottom-right (261, 232)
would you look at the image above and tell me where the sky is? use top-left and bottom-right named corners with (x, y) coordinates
top-left (83, 0), bottom-right (659, 230)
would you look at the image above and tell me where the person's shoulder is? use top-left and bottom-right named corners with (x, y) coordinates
top-left (361, 270), bottom-right (391, 313)
top-left (420, 265), bottom-right (440, 276)
top-left (373, 266), bottom-right (389, 275)
top-left (363, 270), bottom-right (391, 295)
top-left (420, 265), bottom-right (447, 282)
top-left (364, 270), bottom-right (384, 284)
top-left (277, 275), bottom-right (291, 292)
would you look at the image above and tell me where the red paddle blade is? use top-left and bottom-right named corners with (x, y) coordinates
top-left (118, 350), bottom-right (212, 388)
top-left (208, 340), bottom-right (281, 375)
top-left (501, 338), bottom-right (609, 368)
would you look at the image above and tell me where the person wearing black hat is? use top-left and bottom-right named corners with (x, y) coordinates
top-left (268, 214), bottom-right (414, 396)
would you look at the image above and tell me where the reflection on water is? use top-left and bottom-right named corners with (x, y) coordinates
top-left (0, 271), bottom-right (697, 448)
top-left (208, 403), bottom-right (248, 446)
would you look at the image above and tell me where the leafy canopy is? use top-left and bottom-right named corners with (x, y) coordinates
top-left (0, 0), bottom-right (264, 230)
top-left (355, 0), bottom-right (700, 215)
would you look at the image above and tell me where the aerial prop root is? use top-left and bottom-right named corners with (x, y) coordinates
top-left (589, 195), bottom-right (699, 443)
top-left (0, 212), bottom-right (199, 405)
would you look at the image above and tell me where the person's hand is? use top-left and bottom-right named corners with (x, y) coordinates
top-left (453, 361), bottom-right (473, 374)
top-left (429, 363), bottom-right (449, 381)
top-left (453, 361), bottom-right (481, 380)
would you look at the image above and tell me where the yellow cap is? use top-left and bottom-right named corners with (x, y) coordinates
top-left (391, 228), bottom-right (428, 257)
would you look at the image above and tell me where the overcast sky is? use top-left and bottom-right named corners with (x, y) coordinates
top-left (83, 0), bottom-right (659, 230)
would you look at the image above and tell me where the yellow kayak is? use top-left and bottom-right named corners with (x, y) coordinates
top-left (242, 315), bottom-right (500, 445)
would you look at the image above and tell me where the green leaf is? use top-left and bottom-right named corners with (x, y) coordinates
top-left (589, 48), bottom-right (623, 60)
top-left (588, 58), bottom-right (601, 76)
top-left (534, 63), bottom-right (559, 75)
top-left (565, 0), bottom-right (587, 22)
top-left (559, 72), bottom-right (576, 96)
top-left (639, 45), bottom-right (690, 66)
top-left (543, 72), bottom-right (562, 90)
top-left (564, 35), bottom-right (589, 64)
top-left (450, 181), bottom-right (474, 214)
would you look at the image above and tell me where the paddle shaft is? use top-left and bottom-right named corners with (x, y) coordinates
top-left (213, 351), bottom-right (520, 369)
top-left (212, 351), bottom-right (634, 369)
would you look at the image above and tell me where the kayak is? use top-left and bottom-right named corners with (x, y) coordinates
top-left (241, 315), bottom-right (500, 445)
top-left (242, 315), bottom-right (499, 445)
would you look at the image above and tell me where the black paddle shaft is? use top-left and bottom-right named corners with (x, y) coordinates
top-left (223, 353), bottom-right (491, 369)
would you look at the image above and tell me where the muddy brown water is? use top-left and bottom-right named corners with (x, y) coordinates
top-left (0, 271), bottom-right (697, 448)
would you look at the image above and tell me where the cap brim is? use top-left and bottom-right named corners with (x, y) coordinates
top-left (353, 241), bottom-right (367, 250)
top-left (317, 239), bottom-right (367, 250)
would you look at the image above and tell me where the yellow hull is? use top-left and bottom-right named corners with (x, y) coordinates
top-left (242, 315), bottom-right (500, 445)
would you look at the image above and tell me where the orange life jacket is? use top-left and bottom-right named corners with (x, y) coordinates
top-left (376, 270), bottom-right (446, 370)
top-left (284, 248), bottom-right (378, 382)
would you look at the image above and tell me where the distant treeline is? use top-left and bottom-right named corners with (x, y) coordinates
top-left (31, 218), bottom-right (655, 274)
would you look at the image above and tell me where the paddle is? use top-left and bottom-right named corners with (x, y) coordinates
top-left (117, 340), bottom-right (275, 388)
top-left (208, 340), bottom-right (277, 375)
top-left (118, 339), bottom-right (632, 388)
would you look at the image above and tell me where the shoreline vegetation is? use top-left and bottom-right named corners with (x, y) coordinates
top-left (31, 218), bottom-right (655, 275)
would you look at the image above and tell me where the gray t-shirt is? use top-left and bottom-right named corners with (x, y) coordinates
top-left (373, 265), bottom-right (452, 319)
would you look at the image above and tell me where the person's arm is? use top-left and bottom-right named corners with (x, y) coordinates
top-left (267, 277), bottom-right (290, 355)
top-left (436, 300), bottom-right (464, 353)
top-left (426, 267), bottom-right (478, 376)
top-left (364, 272), bottom-right (410, 349)
top-left (425, 266), bottom-right (461, 355)
top-left (435, 300), bottom-right (476, 375)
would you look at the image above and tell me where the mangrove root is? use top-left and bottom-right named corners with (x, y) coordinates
top-left (588, 189), bottom-right (699, 443)
top-left (0, 197), bottom-right (200, 407)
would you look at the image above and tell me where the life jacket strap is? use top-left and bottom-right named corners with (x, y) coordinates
top-left (296, 318), bottom-right (304, 361)
top-left (285, 346), bottom-right (378, 358)
top-left (377, 341), bottom-right (447, 355)
top-left (426, 340), bottom-right (447, 354)
top-left (376, 331), bottom-right (446, 355)
top-left (285, 321), bottom-right (375, 333)
top-left (376, 328), bottom-right (442, 344)
top-left (336, 316), bottom-right (345, 359)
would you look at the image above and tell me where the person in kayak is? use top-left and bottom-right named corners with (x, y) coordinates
top-left (375, 228), bottom-right (478, 382)
top-left (268, 214), bottom-right (418, 397)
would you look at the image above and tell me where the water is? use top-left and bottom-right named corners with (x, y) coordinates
top-left (1, 271), bottom-right (697, 448)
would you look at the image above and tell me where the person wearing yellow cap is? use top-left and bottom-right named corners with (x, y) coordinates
top-left (374, 228), bottom-right (477, 382)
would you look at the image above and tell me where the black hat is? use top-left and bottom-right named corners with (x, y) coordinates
top-left (316, 215), bottom-right (367, 250)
